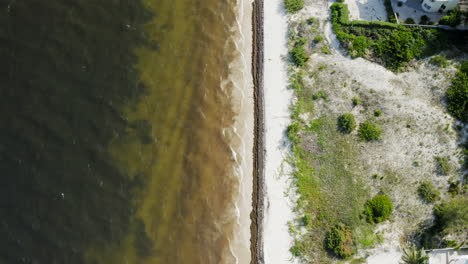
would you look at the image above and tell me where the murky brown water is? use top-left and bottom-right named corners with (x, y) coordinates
top-left (0, 0), bottom-right (247, 263)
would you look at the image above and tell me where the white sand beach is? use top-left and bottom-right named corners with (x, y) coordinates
top-left (263, 0), bottom-right (297, 263)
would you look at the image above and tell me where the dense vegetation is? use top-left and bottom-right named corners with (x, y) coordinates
top-left (446, 71), bottom-right (468, 122)
top-left (330, 3), bottom-right (447, 70)
top-left (325, 224), bottom-right (354, 258)
top-left (284, 0), bottom-right (304, 13)
top-left (364, 194), bottom-right (393, 223)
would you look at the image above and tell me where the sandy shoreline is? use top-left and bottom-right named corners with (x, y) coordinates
top-left (228, 0), bottom-right (254, 263)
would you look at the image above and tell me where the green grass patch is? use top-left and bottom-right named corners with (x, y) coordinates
top-left (284, 0), bottom-right (304, 13)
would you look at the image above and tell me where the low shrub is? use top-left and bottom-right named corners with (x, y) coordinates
top-left (446, 72), bottom-right (468, 122)
top-left (307, 17), bottom-right (316, 24)
top-left (405, 18), bottom-right (416, 24)
top-left (302, 214), bottom-right (312, 226)
top-left (338, 113), bottom-right (357, 133)
top-left (364, 194), bottom-right (393, 223)
top-left (448, 180), bottom-right (460, 197)
top-left (358, 121), bottom-right (382, 141)
top-left (401, 245), bottom-right (429, 264)
top-left (325, 224), bottom-right (354, 258)
top-left (284, 0), bottom-right (304, 13)
top-left (290, 241), bottom-right (304, 256)
top-left (337, 0), bottom-right (345, 2)
top-left (314, 35), bottom-right (324, 43)
top-left (417, 182), bottom-right (441, 203)
top-left (288, 122), bottom-right (301, 144)
top-left (429, 55), bottom-right (448, 67)
top-left (374, 110), bottom-right (382, 117)
top-left (434, 156), bottom-right (451, 175)
top-left (290, 44), bottom-right (309, 67)
top-left (312, 90), bottom-right (328, 100)
top-left (352, 96), bottom-right (361, 106)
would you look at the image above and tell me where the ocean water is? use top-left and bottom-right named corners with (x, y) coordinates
top-left (0, 0), bottom-right (246, 263)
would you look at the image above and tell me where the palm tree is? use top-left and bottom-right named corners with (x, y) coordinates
top-left (401, 245), bottom-right (429, 264)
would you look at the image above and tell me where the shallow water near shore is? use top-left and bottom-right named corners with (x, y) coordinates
top-left (0, 0), bottom-right (250, 263)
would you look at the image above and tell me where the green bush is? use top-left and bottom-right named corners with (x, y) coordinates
top-left (358, 121), bottom-right (382, 141)
top-left (434, 196), bottom-right (468, 236)
top-left (429, 56), bottom-right (448, 67)
top-left (352, 96), bottom-right (361, 106)
top-left (364, 194), bottom-right (393, 223)
top-left (284, 0), bottom-right (304, 13)
top-left (290, 44), bottom-right (309, 67)
top-left (446, 72), bottom-right (468, 122)
top-left (461, 61), bottom-right (468, 74)
top-left (307, 17), bottom-right (317, 24)
top-left (314, 35), bottom-right (324, 43)
top-left (350, 36), bottom-right (368, 58)
top-left (374, 110), bottom-right (382, 117)
top-left (439, 9), bottom-right (462, 27)
top-left (287, 122), bottom-right (301, 144)
top-left (405, 18), bottom-right (416, 24)
top-left (337, 0), bottom-right (345, 2)
top-left (417, 182), bottom-right (441, 203)
top-left (312, 90), bottom-right (328, 100)
top-left (338, 113), bottom-right (357, 133)
top-left (325, 224), bottom-right (354, 258)
top-left (401, 245), bottom-right (429, 264)
top-left (302, 214), bottom-right (312, 226)
top-left (434, 156), bottom-right (451, 175)
top-left (290, 242), bottom-right (304, 256)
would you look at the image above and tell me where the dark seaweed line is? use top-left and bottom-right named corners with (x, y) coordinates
top-left (250, 0), bottom-right (265, 263)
